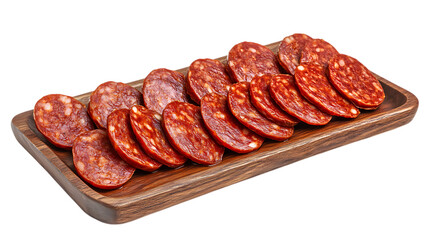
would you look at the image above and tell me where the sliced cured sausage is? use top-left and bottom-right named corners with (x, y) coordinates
top-left (300, 39), bottom-right (339, 68)
top-left (295, 63), bottom-right (360, 118)
top-left (89, 81), bottom-right (142, 129)
top-left (130, 105), bottom-right (187, 168)
top-left (107, 109), bottom-right (162, 171)
top-left (186, 58), bottom-right (233, 104)
top-left (227, 41), bottom-right (280, 82)
top-left (278, 33), bottom-right (313, 75)
top-left (72, 129), bottom-right (135, 190)
top-left (142, 68), bottom-right (188, 114)
top-left (249, 74), bottom-right (299, 127)
top-left (162, 101), bottom-right (224, 166)
top-left (269, 74), bottom-right (332, 125)
top-left (33, 94), bottom-right (95, 149)
top-left (228, 82), bottom-right (294, 141)
top-left (201, 93), bottom-right (264, 153)
top-left (328, 54), bottom-right (385, 109)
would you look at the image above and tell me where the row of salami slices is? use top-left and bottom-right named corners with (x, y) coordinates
top-left (33, 33), bottom-right (385, 189)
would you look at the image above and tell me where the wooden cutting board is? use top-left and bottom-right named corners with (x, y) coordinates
top-left (11, 41), bottom-right (419, 224)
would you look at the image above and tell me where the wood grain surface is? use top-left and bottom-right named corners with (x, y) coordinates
top-left (11, 41), bottom-right (419, 224)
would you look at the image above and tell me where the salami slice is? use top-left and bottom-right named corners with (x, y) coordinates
top-left (130, 105), bottom-right (187, 168)
top-left (142, 68), bottom-right (188, 114)
top-left (89, 81), bottom-right (142, 129)
top-left (278, 33), bottom-right (313, 75)
top-left (249, 74), bottom-right (299, 127)
top-left (201, 93), bottom-right (264, 153)
top-left (227, 41), bottom-right (280, 82)
top-left (300, 39), bottom-right (339, 68)
top-left (269, 74), bottom-right (332, 125)
top-left (162, 101), bottom-right (224, 166)
top-left (228, 82), bottom-right (294, 141)
top-left (295, 63), bottom-right (360, 118)
top-left (33, 94), bottom-right (95, 149)
top-left (72, 129), bottom-right (135, 190)
top-left (186, 58), bottom-right (233, 104)
top-left (328, 54), bottom-right (385, 109)
top-left (107, 109), bottom-right (162, 171)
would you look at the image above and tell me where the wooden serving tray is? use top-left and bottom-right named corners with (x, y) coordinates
top-left (11, 42), bottom-right (419, 224)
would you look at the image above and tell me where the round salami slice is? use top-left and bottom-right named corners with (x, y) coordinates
top-left (328, 54), bottom-right (385, 109)
top-left (201, 93), bottom-right (264, 153)
top-left (162, 101), bottom-right (224, 166)
top-left (72, 129), bottom-right (135, 190)
top-left (89, 81), bottom-right (142, 129)
top-left (129, 105), bottom-right (187, 168)
top-left (227, 41), bottom-right (280, 82)
top-left (186, 58), bottom-right (233, 104)
top-left (33, 94), bottom-right (95, 149)
top-left (295, 63), bottom-right (360, 118)
top-left (142, 68), bottom-right (188, 114)
top-left (228, 82), bottom-right (294, 141)
top-left (300, 39), bottom-right (339, 68)
top-left (249, 74), bottom-right (299, 127)
top-left (269, 74), bottom-right (332, 125)
top-left (278, 33), bottom-right (313, 75)
top-left (107, 109), bottom-right (162, 171)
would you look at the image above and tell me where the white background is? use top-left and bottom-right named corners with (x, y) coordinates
top-left (1, 0), bottom-right (428, 239)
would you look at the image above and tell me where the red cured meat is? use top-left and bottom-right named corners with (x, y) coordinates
top-left (201, 93), bottom-right (264, 153)
top-left (186, 58), bottom-right (233, 104)
top-left (33, 94), bottom-right (95, 149)
top-left (328, 54), bottom-right (385, 109)
top-left (300, 39), bottom-right (339, 69)
top-left (163, 101), bottom-right (224, 166)
top-left (89, 81), bottom-right (142, 129)
top-left (278, 33), bottom-right (313, 75)
top-left (142, 68), bottom-right (188, 114)
top-left (295, 63), bottom-right (360, 118)
top-left (107, 109), bottom-right (162, 171)
top-left (269, 74), bottom-right (332, 125)
top-left (249, 74), bottom-right (299, 127)
top-left (130, 105), bottom-right (187, 168)
top-left (72, 129), bottom-right (135, 190)
top-left (228, 82), bottom-right (294, 141)
top-left (227, 41), bottom-right (280, 82)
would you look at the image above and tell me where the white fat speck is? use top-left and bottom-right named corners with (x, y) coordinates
top-left (351, 108), bottom-right (358, 115)
top-left (59, 95), bottom-right (71, 104)
top-left (249, 48), bottom-right (257, 53)
top-left (339, 59), bottom-right (345, 67)
top-left (249, 142), bottom-right (257, 148)
top-left (297, 65), bottom-right (305, 71)
top-left (132, 106), bottom-right (138, 113)
top-left (43, 103), bottom-right (53, 111)
top-left (76, 161), bottom-right (85, 172)
top-left (144, 123), bottom-right (153, 131)
top-left (214, 112), bottom-right (226, 119)
top-left (64, 107), bottom-right (72, 116)
top-left (109, 125), bottom-right (115, 132)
